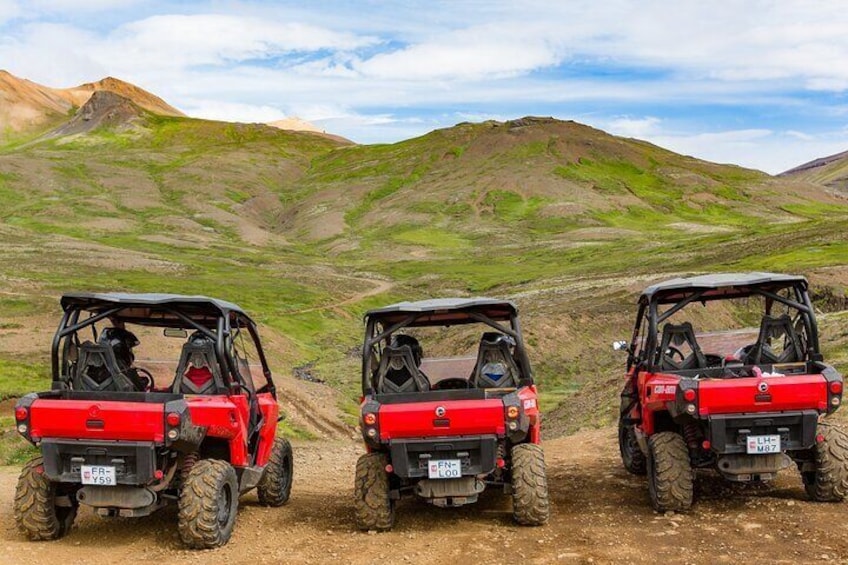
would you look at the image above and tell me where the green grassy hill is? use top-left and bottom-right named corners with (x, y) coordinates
top-left (1, 97), bottom-right (847, 449)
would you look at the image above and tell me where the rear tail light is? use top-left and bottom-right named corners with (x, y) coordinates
top-left (830, 381), bottom-right (843, 395)
top-left (166, 412), bottom-right (181, 427)
top-left (363, 412), bottom-right (377, 426)
top-left (14, 407), bottom-right (28, 421)
top-left (683, 389), bottom-right (696, 402)
top-left (384, 464), bottom-right (393, 473)
top-left (506, 406), bottom-right (520, 419)
top-left (816, 433), bottom-right (826, 443)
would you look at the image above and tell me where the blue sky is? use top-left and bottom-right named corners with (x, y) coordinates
top-left (3, 1), bottom-right (848, 173)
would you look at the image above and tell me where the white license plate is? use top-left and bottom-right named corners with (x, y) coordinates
top-left (427, 459), bottom-right (461, 479)
top-left (746, 434), bottom-right (781, 454)
top-left (81, 465), bottom-right (116, 486)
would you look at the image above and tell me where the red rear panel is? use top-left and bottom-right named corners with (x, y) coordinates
top-left (29, 399), bottom-right (165, 442)
top-left (698, 375), bottom-right (828, 416)
top-left (378, 399), bottom-right (505, 440)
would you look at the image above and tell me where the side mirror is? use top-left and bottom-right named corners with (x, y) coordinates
top-left (612, 340), bottom-right (629, 352)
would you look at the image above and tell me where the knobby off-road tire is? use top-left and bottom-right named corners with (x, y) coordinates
top-left (257, 437), bottom-right (293, 507)
top-left (354, 453), bottom-right (394, 531)
top-left (803, 422), bottom-right (848, 502)
top-left (178, 459), bottom-right (239, 549)
top-left (14, 456), bottom-right (77, 540)
top-left (619, 420), bottom-right (647, 476)
top-left (647, 432), bottom-right (693, 512)
top-left (511, 443), bottom-right (550, 526)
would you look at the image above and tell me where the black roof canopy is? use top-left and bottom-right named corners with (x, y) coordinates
top-left (641, 272), bottom-right (808, 304)
top-left (365, 297), bottom-right (518, 327)
top-left (60, 292), bottom-right (253, 328)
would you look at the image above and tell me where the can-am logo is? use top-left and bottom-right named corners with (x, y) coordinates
top-left (435, 406), bottom-right (446, 417)
top-left (757, 381), bottom-right (769, 393)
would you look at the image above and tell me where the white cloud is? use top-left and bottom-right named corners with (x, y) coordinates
top-left (28, 0), bottom-right (145, 12)
top-left (109, 14), bottom-right (376, 70)
top-left (0, 0), bottom-right (20, 24)
top-left (354, 21), bottom-right (565, 80)
top-left (786, 130), bottom-right (814, 141)
top-left (606, 116), bottom-right (662, 138)
top-left (180, 100), bottom-right (285, 123)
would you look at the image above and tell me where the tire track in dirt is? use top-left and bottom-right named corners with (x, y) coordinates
top-left (274, 376), bottom-right (352, 439)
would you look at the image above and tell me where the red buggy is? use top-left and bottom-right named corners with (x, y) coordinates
top-left (13, 293), bottom-right (292, 548)
top-left (354, 298), bottom-right (549, 530)
top-left (617, 274), bottom-right (848, 511)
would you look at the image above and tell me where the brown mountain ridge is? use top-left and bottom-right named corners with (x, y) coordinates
top-left (0, 71), bottom-right (183, 141)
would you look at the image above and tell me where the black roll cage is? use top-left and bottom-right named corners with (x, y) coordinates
top-left (51, 302), bottom-right (276, 400)
top-left (625, 280), bottom-right (822, 372)
top-left (361, 310), bottom-right (534, 395)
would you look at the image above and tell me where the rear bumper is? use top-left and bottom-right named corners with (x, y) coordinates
top-left (707, 410), bottom-right (818, 454)
top-left (41, 439), bottom-right (157, 485)
top-left (388, 435), bottom-right (498, 479)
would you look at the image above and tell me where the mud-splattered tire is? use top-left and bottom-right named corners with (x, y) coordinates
top-left (178, 459), bottom-right (239, 549)
top-left (619, 420), bottom-right (647, 476)
top-left (354, 453), bottom-right (394, 531)
top-left (257, 437), bottom-right (293, 507)
top-left (803, 423), bottom-right (848, 502)
top-left (14, 456), bottom-right (77, 540)
top-left (511, 443), bottom-right (550, 526)
top-left (647, 432), bottom-right (693, 512)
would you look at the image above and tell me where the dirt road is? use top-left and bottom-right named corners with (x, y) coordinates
top-left (2, 427), bottom-right (847, 564)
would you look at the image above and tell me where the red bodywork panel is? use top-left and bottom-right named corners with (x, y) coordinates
top-left (697, 376), bottom-right (827, 416)
top-left (518, 385), bottom-right (542, 444)
top-left (378, 399), bottom-right (506, 440)
top-left (255, 393), bottom-right (279, 466)
top-left (370, 385), bottom-right (542, 444)
top-left (27, 392), bottom-right (279, 469)
top-left (635, 369), bottom-right (829, 435)
top-left (29, 399), bottom-right (166, 442)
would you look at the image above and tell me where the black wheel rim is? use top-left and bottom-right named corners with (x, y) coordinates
top-left (217, 483), bottom-right (232, 527)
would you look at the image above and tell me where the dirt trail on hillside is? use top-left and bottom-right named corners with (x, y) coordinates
top-left (291, 273), bottom-right (393, 318)
top-left (2, 427), bottom-right (848, 564)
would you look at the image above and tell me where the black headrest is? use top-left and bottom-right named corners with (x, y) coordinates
top-left (659, 322), bottom-right (706, 370)
top-left (473, 333), bottom-right (519, 388)
top-left (376, 344), bottom-right (430, 394)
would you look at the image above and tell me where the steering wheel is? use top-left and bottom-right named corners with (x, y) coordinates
top-left (136, 367), bottom-right (155, 391)
top-left (664, 346), bottom-right (685, 362)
